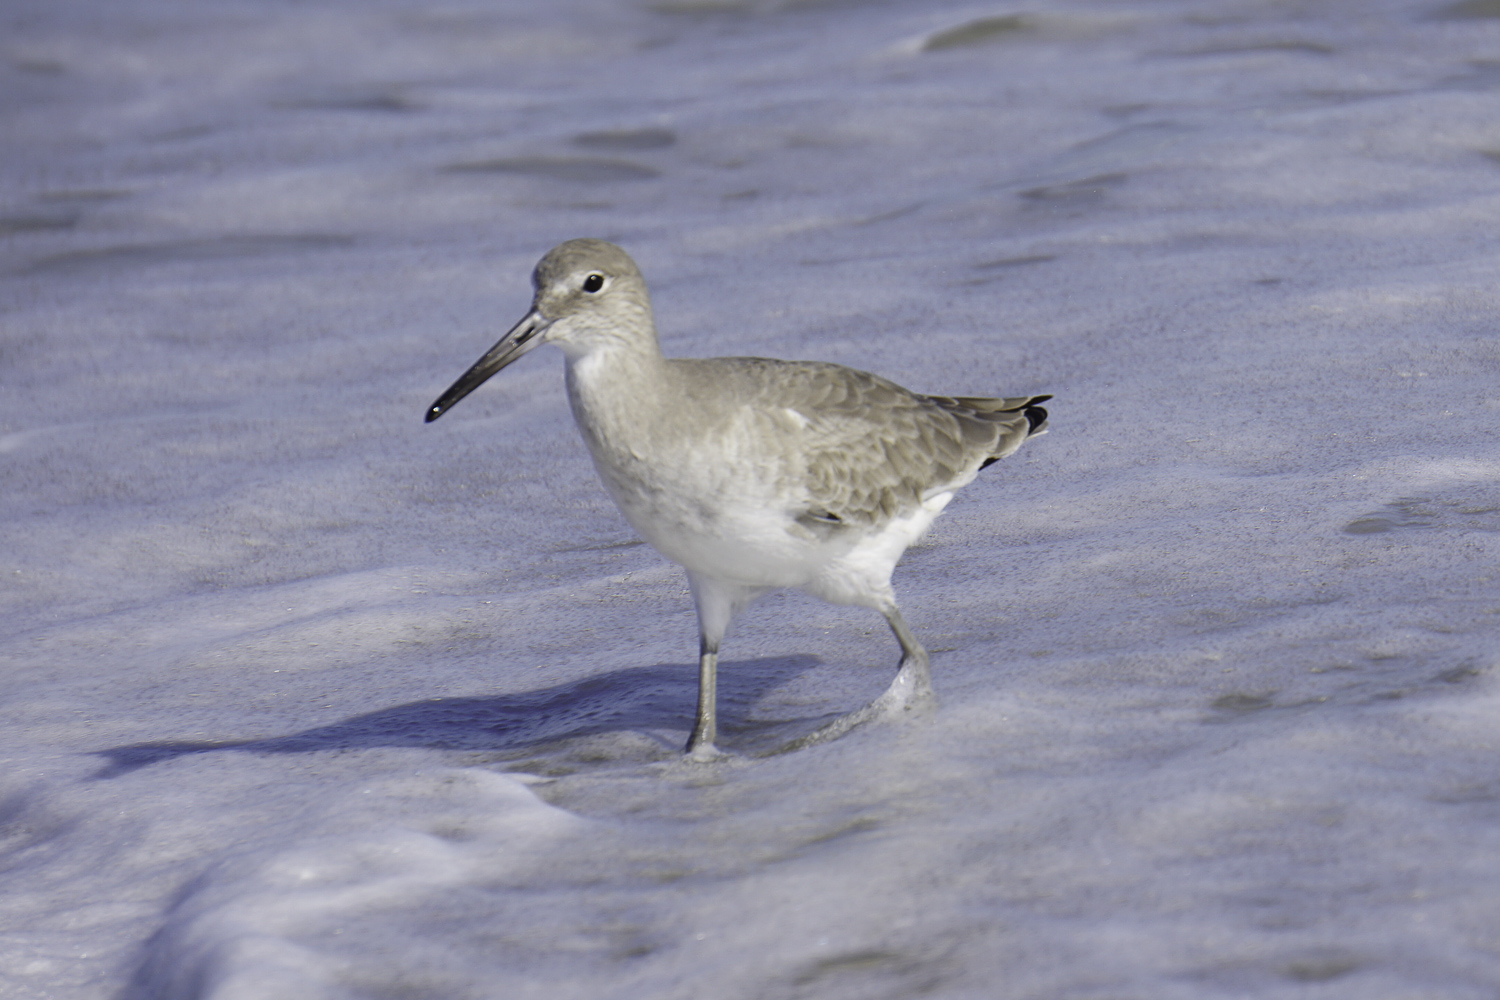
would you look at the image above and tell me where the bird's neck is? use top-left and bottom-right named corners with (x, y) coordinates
top-left (563, 335), bottom-right (673, 451)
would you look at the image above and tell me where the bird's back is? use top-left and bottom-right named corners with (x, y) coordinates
top-left (665, 356), bottom-right (1048, 528)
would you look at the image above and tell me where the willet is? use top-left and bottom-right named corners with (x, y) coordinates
top-left (426, 239), bottom-right (1049, 758)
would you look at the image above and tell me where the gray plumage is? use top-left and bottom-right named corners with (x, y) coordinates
top-left (427, 239), bottom-right (1050, 757)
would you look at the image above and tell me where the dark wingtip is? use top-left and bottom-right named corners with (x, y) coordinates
top-left (425, 403), bottom-right (445, 423)
top-left (1024, 404), bottom-right (1048, 434)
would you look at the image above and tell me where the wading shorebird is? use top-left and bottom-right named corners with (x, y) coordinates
top-left (426, 239), bottom-right (1049, 758)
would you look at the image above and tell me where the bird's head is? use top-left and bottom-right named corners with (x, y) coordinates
top-left (425, 239), bottom-right (656, 423)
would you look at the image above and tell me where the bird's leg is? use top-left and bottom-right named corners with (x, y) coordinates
top-left (685, 634), bottom-right (720, 758)
top-left (871, 605), bottom-right (935, 713)
top-left (684, 572), bottom-right (747, 759)
top-left (769, 603), bottom-right (934, 755)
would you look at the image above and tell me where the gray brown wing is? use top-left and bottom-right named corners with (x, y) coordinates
top-left (705, 359), bottom-right (1047, 527)
top-left (927, 393), bottom-right (1051, 469)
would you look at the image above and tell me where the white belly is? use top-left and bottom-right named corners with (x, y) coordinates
top-left (598, 457), bottom-right (840, 589)
top-left (803, 492), bottom-right (951, 609)
top-left (598, 451), bottom-right (951, 609)
top-left (565, 349), bottom-right (951, 607)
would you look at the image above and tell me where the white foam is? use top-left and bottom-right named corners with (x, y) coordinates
top-left (5, 0), bottom-right (1500, 996)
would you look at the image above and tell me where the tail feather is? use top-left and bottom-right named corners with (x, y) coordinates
top-left (1022, 398), bottom-right (1049, 435)
top-left (927, 393), bottom-right (1051, 471)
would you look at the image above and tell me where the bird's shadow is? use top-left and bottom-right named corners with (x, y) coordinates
top-left (92, 656), bottom-right (832, 779)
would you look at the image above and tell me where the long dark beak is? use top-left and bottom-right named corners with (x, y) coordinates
top-left (425, 309), bottom-right (551, 422)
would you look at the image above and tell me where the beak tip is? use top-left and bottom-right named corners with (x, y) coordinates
top-left (427, 310), bottom-right (546, 426)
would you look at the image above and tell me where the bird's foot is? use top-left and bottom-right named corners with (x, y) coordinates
top-left (764, 653), bottom-right (936, 756)
top-left (871, 651), bottom-right (935, 715)
top-left (684, 735), bottom-right (728, 761)
top-left (766, 704), bottom-right (882, 755)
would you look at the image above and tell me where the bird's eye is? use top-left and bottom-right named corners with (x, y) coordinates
top-left (583, 273), bottom-right (605, 293)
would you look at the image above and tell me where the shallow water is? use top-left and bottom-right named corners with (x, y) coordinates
top-left (4, 0), bottom-right (1500, 996)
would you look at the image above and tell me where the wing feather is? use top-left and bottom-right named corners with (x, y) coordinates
top-left (677, 358), bottom-right (1047, 528)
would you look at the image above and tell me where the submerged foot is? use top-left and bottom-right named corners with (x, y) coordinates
top-left (685, 739), bottom-right (728, 761)
top-left (764, 653), bottom-right (936, 755)
top-left (874, 651), bottom-right (935, 713)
